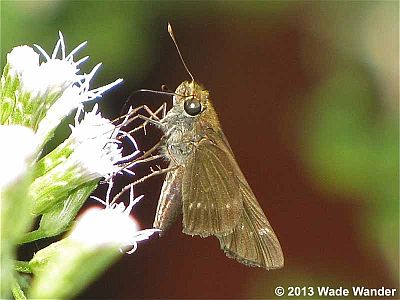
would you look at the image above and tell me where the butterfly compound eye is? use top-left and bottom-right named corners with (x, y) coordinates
top-left (184, 97), bottom-right (202, 116)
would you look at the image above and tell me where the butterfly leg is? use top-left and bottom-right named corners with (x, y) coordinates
top-left (118, 139), bottom-right (163, 171)
top-left (141, 103), bottom-right (166, 121)
top-left (140, 104), bottom-right (166, 135)
top-left (113, 104), bottom-right (146, 124)
top-left (124, 104), bottom-right (165, 135)
top-left (112, 164), bottom-right (179, 203)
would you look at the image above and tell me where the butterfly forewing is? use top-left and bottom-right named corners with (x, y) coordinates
top-left (217, 178), bottom-right (284, 269)
top-left (182, 136), bottom-right (243, 237)
top-left (214, 131), bottom-right (284, 269)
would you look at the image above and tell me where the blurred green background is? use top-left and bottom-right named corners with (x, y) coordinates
top-left (1, 1), bottom-right (398, 299)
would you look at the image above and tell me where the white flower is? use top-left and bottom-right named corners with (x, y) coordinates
top-left (0, 125), bottom-right (38, 190)
top-left (34, 86), bottom-right (84, 142)
top-left (32, 32), bottom-right (122, 139)
top-left (4, 31), bottom-right (122, 137)
top-left (71, 184), bottom-right (158, 253)
top-left (7, 45), bottom-right (40, 77)
top-left (66, 104), bottom-right (139, 180)
top-left (27, 31), bottom-right (122, 100)
top-left (70, 104), bottom-right (117, 143)
top-left (20, 58), bottom-right (79, 98)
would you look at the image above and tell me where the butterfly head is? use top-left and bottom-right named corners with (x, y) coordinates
top-left (174, 81), bottom-right (210, 117)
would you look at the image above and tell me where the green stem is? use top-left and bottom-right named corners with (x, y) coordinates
top-left (19, 229), bottom-right (48, 244)
top-left (11, 279), bottom-right (27, 300)
top-left (14, 261), bottom-right (32, 274)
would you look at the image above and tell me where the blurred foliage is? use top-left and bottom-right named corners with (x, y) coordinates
top-left (302, 65), bottom-right (398, 280)
top-left (1, 1), bottom-right (155, 83)
top-left (300, 0), bottom-right (398, 283)
top-left (1, 1), bottom-right (291, 84)
top-left (303, 67), bottom-right (397, 202)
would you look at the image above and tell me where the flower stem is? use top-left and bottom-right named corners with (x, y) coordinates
top-left (11, 279), bottom-right (27, 300)
top-left (19, 229), bottom-right (49, 244)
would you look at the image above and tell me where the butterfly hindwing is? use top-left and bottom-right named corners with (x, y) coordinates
top-left (153, 166), bottom-right (183, 233)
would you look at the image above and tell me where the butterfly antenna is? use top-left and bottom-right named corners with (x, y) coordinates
top-left (119, 89), bottom-right (175, 117)
top-left (168, 22), bottom-right (195, 82)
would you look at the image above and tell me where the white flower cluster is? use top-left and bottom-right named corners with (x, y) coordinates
top-left (1, 31), bottom-right (159, 300)
top-left (1, 32), bottom-right (129, 182)
top-left (1, 32), bottom-right (156, 259)
top-left (3, 32), bottom-right (122, 142)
